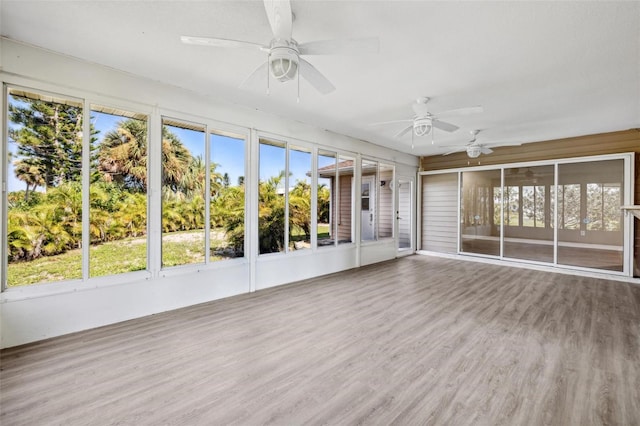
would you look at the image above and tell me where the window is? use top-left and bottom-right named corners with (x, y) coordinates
top-left (317, 150), bottom-right (335, 247)
top-left (558, 184), bottom-right (581, 230)
top-left (288, 146), bottom-right (311, 250)
top-left (504, 186), bottom-right (520, 227)
top-left (258, 139), bottom-right (286, 254)
top-left (522, 186), bottom-right (545, 228)
top-left (90, 106), bottom-right (148, 277)
top-left (210, 132), bottom-right (246, 260)
top-left (337, 154), bottom-right (354, 245)
top-left (378, 163), bottom-right (394, 239)
top-left (586, 183), bottom-right (621, 231)
top-left (161, 118), bottom-right (205, 268)
top-left (361, 159), bottom-right (378, 241)
top-left (6, 88), bottom-right (84, 286)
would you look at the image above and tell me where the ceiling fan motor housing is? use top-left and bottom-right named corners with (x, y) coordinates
top-left (269, 41), bottom-right (299, 82)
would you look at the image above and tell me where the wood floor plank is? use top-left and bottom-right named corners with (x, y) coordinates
top-left (1, 255), bottom-right (640, 425)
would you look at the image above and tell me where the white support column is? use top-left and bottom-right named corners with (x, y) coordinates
top-left (310, 148), bottom-right (318, 250)
top-left (204, 128), bottom-right (211, 265)
top-left (354, 155), bottom-right (362, 266)
top-left (81, 100), bottom-right (91, 280)
top-left (147, 107), bottom-right (162, 278)
top-left (1, 84), bottom-right (6, 290)
top-left (248, 128), bottom-right (259, 292)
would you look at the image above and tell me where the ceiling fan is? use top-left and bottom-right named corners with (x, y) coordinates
top-left (371, 97), bottom-right (483, 140)
top-left (180, 0), bottom-right (379, 97)
top-left (442, 130), bottom-right (522, 158)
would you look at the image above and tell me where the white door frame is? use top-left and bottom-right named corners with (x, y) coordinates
top-left (396, 175), bottom-right (415, 256)
top-left (361, 175), bottom-right (375, 241)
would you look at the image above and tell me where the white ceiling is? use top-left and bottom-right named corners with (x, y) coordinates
top-left (2, 0), bottom-right (639, 157)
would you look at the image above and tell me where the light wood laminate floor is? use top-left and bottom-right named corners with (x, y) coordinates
top-left (2, 255), bottom-right (639, 425)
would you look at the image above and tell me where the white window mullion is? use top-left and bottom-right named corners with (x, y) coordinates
top-left (81, 100), bottom-right (91, 280)
top-left (284, 144), bottom-right (290, 252)
top-left (204, 128), bottom-right (211, 264)
top-left (311, 148), bottom-right (318, 250)
top-left (500, 168), bottom-right (504, 259)
top-left (147, 108), bottom-right (162, 277)
top-left (553, 162), bottom-right (559, 265)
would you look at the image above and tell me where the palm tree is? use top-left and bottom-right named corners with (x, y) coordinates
top-left (98, 119), bottom-right (148, 190)
top-left (162, 129), bottom-right (191, 194)
top-left (289, 181), bottom-right (312, 242)
top-left (13, 160), bottom-right (45, 201)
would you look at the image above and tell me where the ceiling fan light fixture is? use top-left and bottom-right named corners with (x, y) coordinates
top-left (269, 45), bottom-right (299, 82)
top-left (413, 117), bottom-right (432, 136)
top-left (467, 145), bottom-right (482, 158)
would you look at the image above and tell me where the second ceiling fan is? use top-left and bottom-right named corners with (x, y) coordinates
top-left (371, 97), bottom-right (483, 141)
top-left (181, 0), bottom-right (379, 96)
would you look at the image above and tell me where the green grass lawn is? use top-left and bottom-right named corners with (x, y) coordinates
top-left (8, 226), bottom-right (330, 287)
top-left (7, 230), bottom-right (230, 287)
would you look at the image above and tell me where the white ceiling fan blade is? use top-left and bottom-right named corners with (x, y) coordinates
top-left (369, 119), bottom-right (414, 126)
top-left (480, 147), bottom-right (494, 155)
top-left (298, 37), bottom-right (380, 55)
top-left (263, 0), bottom-right (293, 40)
top-left (239, 61), bottom-right (269, 89)
top-left (298, 58), bottom-right (335, 94)
top-left (393, 125), bottom-right (414, 139)
top-left (180, 36), bottom-right (267, 51)
top-left (432, 119), bottom-right (459, 133)
top-left (436, 105), bottom-right (483, 117)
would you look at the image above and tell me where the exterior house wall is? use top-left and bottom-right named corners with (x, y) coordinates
top-left (337, 175), bottom-right (353, 243)
top-left (378, 170), bottom-right (394, 238)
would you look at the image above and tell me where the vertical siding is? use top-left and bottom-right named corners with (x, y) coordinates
top-left (379, 170), bottom-right (394, 238)
top-left (398, 181), bottom-right (412, 248)
top-left (421, 173), bottom-right (458, 253)
top-left (420, 129), bottom-right (640, 276)
top-left (337, 176), bottom-right (352, 242)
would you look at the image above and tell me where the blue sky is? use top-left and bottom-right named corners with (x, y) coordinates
top-left (7, 96), bottom-right (313, 192)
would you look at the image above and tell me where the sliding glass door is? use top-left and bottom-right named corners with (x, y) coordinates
top-left (450, 154), bottom-right (631, 275)
top-left (503, 165), bottom-right (555, 263)
top-left (460, 170), bottom-right (501, 256)
top-left (557, 159), bottom-right (624, 271)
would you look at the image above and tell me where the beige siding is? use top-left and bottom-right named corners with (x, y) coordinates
top-left (422, 173), bottom-right (458, 253)
top-left (398, 181), bottom-right (412, 248)
top-left (379, 170), bottom-right (394, 238)
top-left (337, 175), bottom-right (352, 243)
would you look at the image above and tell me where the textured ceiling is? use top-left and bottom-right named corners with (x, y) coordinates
top-left (2, 0), bottom-right (639, 157)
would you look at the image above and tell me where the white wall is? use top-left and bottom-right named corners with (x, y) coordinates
top-left (0, 39), bottom-right (418, 348)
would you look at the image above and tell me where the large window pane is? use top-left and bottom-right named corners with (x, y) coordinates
top-left (557, 160), bottom-right (624, 271)
top-left (317, 150), bottom-right (335, 247)
top-left (90, 106), bottom-right (148, 277)
top-left (503, 165), bottom-right (554, 263)
top-left (210, 132), bottom-right (246, 260)
top-left (161, 119), bottom-right (205, 268)
top-left (337, 155), bottom-right (354, 244)
top-left (460, 169), bottom-right (501, 256)
top-left (6, 89), bottom-right (83, 286)
top-left (289, 146), bottom-right (311, 250)
top-left (361, 159), bottom-right (378, 241)
top-left (259, 139), bottom-right (286, 254)
top-left (378, 163), bottom-right (394, 239)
